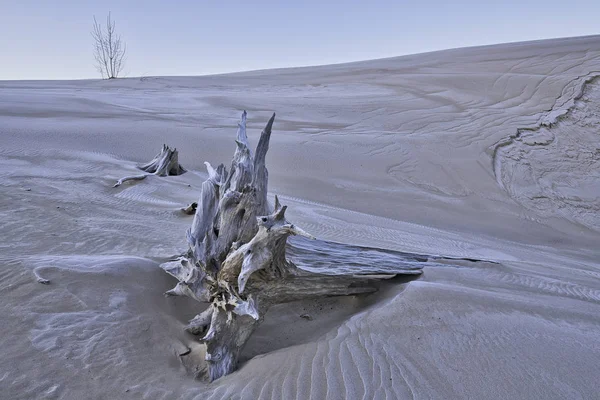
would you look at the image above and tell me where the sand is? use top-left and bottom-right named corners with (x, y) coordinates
top-left (1, 35), bottom-right (599, 399)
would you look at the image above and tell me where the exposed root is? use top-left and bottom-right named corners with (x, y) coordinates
top-left (185, 307), bottom-right (214, 335)
top-left (113, 174), bottom-right (148, 187)
top-left (160, 112), bottom-right (425, 381)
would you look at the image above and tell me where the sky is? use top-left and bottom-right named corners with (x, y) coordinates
top-left (0, 0), bottom-right (598, 80)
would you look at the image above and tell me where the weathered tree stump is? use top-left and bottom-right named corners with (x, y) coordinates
top-left (161, 111), bottom-right (424, 381)
top-left (114, 144), bottom-right (186, 187)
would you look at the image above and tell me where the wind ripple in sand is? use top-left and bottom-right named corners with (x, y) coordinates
top-left (0, 255), bottom-right (206, 400)
top-left (198, 266), bottom-right (599, 400)
top-left (485, 268), bottom-right (600, 303)
top-left (494, 75), bottom-right (600, 231)
top-left (0, 149), bottom-right (195, 259)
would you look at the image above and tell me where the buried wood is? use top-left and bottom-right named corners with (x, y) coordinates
top-left (114, 144), bottom-right (186, 187)
top-left (161, 111), bottom-right (425, 381)
top-left (181, 202), bottom-right (197, 215)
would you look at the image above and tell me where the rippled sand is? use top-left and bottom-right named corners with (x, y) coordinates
top-left (1, 36), bottom-right (599, 399)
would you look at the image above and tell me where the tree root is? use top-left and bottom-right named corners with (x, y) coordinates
top-left (161, 112), bottom-right (425, 381)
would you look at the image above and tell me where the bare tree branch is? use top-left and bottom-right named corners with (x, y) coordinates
top-left (91, 12), bottom-right (126, 79)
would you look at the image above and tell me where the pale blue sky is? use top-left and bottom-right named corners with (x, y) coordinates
top-left (0, 0), bottom-right (598, 80)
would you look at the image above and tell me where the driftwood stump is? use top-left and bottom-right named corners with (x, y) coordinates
top-left (114, 144), bottom-right (186, 187)
top-left (161, 112), bottom-right (424, 381)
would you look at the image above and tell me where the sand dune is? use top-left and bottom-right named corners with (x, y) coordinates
top-left (1, 36), bottom-right (599, 399)
top-left (496, 76), bottom-right (600, 231)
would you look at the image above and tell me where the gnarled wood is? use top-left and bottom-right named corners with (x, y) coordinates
top-left (114, 144), bottom-right (186, 187)
top-left (161, 112), bottom-right (425, 381)
top-left (184, 306), bottom-right (214, 335)
top-left (139, 144), bottom-right (186, 176)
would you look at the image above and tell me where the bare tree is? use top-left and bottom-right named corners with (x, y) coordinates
top-left (92, 12), bottom-right (126, 79)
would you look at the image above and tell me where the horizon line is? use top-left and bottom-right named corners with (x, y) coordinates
top-left (2, 34), bottom-right (598, 83)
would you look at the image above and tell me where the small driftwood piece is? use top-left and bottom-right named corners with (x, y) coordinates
top-left (114, 144), bottom-right (186, 187)
top-left (181, 202), bottom-right (198, 215)
top-left (33, 268), bottom-right (50, 285)
top-left (161, 111), bottom-right (424, 381)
